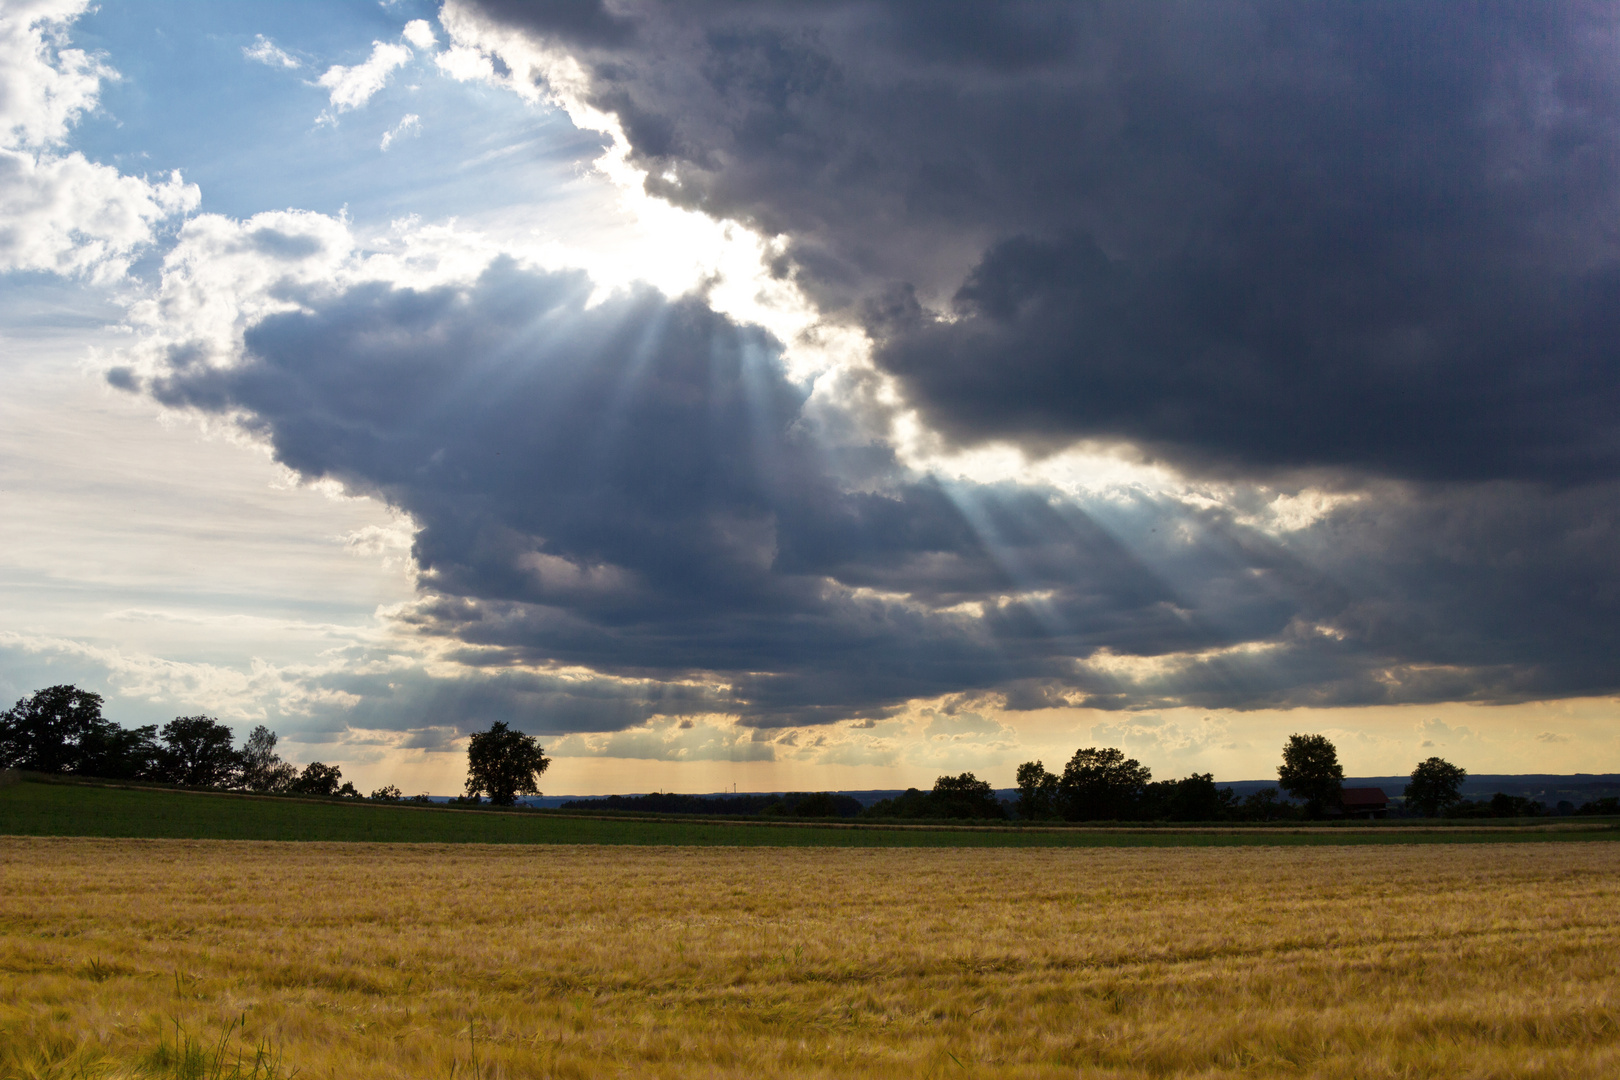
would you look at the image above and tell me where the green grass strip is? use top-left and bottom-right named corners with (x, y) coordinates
top-left (3, 778), bottom-right (1616, 847)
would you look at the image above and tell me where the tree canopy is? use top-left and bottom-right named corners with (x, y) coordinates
top-left (156, 716), bottom-right (239, 788)
top-left (291, 762), bottom-right (345, 797)
top-left (929, 772), bottom-right (1006, 819)
top-left (1058, 746), bottom-right (1152, 821)
top-left (1014, 760), bottom-right (1060, 821)
top-left (1277, 733), bottom-right (1344, 816)
top-left (464, 722), bottom-right (550, 806)
top-left (1405, 757), bottom-right (1467, 816)
top-left (0, 685), bottom-right (157, 777)
top-left (238, 725), bottom-right (298, 793)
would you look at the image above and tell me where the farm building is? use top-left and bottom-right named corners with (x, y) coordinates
top-left (1336, 787), bottom-right (1389, 819)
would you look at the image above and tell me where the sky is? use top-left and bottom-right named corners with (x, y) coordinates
top-left (3, 0), bottom-right (1618, 796)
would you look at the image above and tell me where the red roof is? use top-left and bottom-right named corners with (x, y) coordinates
top-left (1340, 787), bottom-right (1388, 807)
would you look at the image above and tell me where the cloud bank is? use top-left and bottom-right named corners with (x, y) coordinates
top-left (111, 204), bottom-right (1620, 731)
top-left (449, 0), bottom-right (1620, 485)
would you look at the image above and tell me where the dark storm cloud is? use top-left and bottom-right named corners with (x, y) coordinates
top-left (318, 664), bottom-right (716, 743)
top-left (138, 260), bottom-right (1261, 724)
top-left (1063, 478), bottom-right (1620, 712)
top-left (462, 0), bottom-right (1620, 482)
top-left (129, 255), bottom-right (1620, 723)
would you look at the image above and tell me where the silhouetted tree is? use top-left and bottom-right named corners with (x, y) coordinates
top-left (370, 784), bottom-right (403, 801)
top-left (1240, 787), bottom-right (1291, 821)
top-left (156, 716), bottom-right (239, 788)
top-left (0, 685), bottom-right (158, 778)
top-left (1277, 733), bottom-right (1343, 817)
top-left (291, 761), bottom-right (344, 797)
top-left (1014, 760), bottom-right (1060, 820)
top-left (238, 725), bottom-right (298, 792)
top-left (1058, 747), bottom-right (1151, 820)
top-left (1163, 773), bottom-right (1226, 821)
top-left (862, 788), bottom-right (931, 818)
top-left (930, 772), bottom-right (1007, 819)
top-left (759, 792), bottom-right (853, 817)
top-left (790, 792), bottom-right (840, 817)
top-left (464, 721), bottom-right (550, 806)
top-left (1404, 757), bottom-right (1467, 817)
top-left (1489, 792), bottom-right (1542, 817)
top-left (76, 718), bottom-right (161, 780)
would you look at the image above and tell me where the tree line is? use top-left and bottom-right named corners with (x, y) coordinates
top-left (6, 684), bottom-right (1613, 820)
top-left (874, 734), bottom-right (1613, 822)
top-left (0, 684), bottom-right (552, 806)
top-left (0, 685), bottom-right (397, 798)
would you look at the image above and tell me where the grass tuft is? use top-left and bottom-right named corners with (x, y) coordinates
top-left (140, 1016), bottom-right (294, 1080)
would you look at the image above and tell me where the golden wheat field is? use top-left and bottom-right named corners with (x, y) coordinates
top-left (2, 838), bottom-right (1618, 1079)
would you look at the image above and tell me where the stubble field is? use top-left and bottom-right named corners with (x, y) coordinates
top-left (2, 838), bottom-right (1618, 1079)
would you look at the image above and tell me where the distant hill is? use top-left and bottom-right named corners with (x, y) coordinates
top-left (1216, 775), bottom-right (1620, 807)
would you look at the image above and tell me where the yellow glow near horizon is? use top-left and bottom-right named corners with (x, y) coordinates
top-left (320, 694), bottom-right (1620, 798)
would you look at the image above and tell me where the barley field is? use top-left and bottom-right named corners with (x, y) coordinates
top-left (2, 839), bottom-right (1618, 1079)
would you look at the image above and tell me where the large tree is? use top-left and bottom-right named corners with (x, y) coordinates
top-left (929, 772), bottom-right (1006, 820)
top-left (0, 685), bottom-right (157, 778)
top-left (1405, 757), bottom-right (1467, 817)
top-left (1014, 760), bottom-right (1060, 821)
top-left (1057, 747), bottom-right (1151, 821)
top-left (1278, 733), bottom-right (1344, 817)
top-left (464, 722), bottom-right (550, 807)
top-left (156, 716), bottom-right (240, 788)
top-left (238, 725), bottom-right (298, 793)
top-left (291, 761), bottom-right (344, 797)
top-left (1156, 773), bottom-right (1228, 822)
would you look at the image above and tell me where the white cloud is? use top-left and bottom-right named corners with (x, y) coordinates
top-left (0, 0), bottom-right (106, 149)
top-left (1415, 717), bottom-right (1483, 749)
top-left (243, 34), bottom-right (300, 69)
top-left (433, 43), bottom-right (495, 85)
top-left (550, 718), bottom-right (778, 763)
top-left (317, 40), bottom-right (411, 115)
top-left (115, 208), bottom-right (506, 386)
top-left (1090, 713), bottom-right (1235, 762)
top-left (402, 19), bottom-right (437, 51)
top-left (379, 112), bottom-right (420, 151)
top-left (0, 629), bottom-right (369, 726)
top-left (0, 0), bottom-right (197, 279)
top-left (0, 148), bottom-right (197, 279)
top-left (121, 208), bottom-right (357, 369)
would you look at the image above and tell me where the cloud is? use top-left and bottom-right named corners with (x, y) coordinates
top-left (1089, 713), bottom-right (1234, 763)
top-left (0, 0), bottom-right (198, 279)
top-left (0, 625), bottom-right (708, 745)
top-left (0, 0), bottom-right (106, 148)
top-left (1536, 731), bottom-right (1571, 744)
top-left (110, 204), bottom-right (1620, 726)
top-left (317, 40), bottom-right (412, 115)
top-left (379, 113), bottom-right (420, 151)
top-left (243, 34), bottom-right (300, 69)
top-left (450, 0), bottom-right (1620, 488)
top-left (0, 149), bottom-right (197, 279)
top-left (921, 707), bottom-right (1006, 742)
top-left (402, 20), bottom-right (438, 51)
top-left (117, 224), bottom-right (1276, 724)
top-left (1415, 718), bottom-right (1484, 750)
top-left (550, 718), bottom-right (777, 762)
